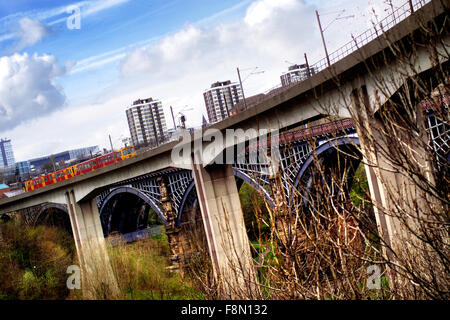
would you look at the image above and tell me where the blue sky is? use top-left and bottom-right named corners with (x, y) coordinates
top-left (1, 0), bottom-right (250, 99)
top-left (0, 0), bottom-right (406, 161)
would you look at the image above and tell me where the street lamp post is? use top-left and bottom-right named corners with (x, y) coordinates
top-left (170, 105), bottom-right (176, 131)
top-left (237, 67), bottom-right (248, 111)
top-left (316, 10), bottom-right (331, 67)
top-left (315, 9), bottom-right (354, 68)
top-left (236, 67), bottom-right (265, 111)
top-left (304, 53), bottom-right (311, 77)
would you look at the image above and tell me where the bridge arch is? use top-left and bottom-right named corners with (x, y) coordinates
top-left (176, 181), bottom-right (196, 226)
top-left (37, 203), bottom-right (68, 217)
top-left (291, 136), bottom-right (361, 203)
top-left (35, 203), bottom-right (72, 234)
top-left (233, 169), bottom-right (275, 208)
top-left (176, 169), bottom-right (275, 226)
top-left (99, 186), bottom-right (166, 236)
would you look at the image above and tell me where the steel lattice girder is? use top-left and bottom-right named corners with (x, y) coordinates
top-left (95, 115), bottom-right (448, 226)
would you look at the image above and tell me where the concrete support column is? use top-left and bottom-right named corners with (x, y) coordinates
top-left (192, 163), bottom-right (259, 299)
top-left (351, 86), bottom-right (441, 296)
top-left (65, 190), bottom-right (120, 299)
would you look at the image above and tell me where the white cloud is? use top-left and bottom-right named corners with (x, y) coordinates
top-left (120, 0), bottom-right (318, 81)
top-left (244, 0), bottom-right (298, 26)
top-left (0, 53), bottom-right (67, 131)
top-left (0, 0), bottom-right (130, 44)
top-left (118, 0), bottom-right (320, 128)
top-left (13, 17), bottom-right (51, 51)
top-left (2, 0), bottom-right (414, 161)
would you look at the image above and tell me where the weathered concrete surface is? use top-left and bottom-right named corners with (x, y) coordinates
top-left (66, 191), bottom-right (120, 298)
top-left (192, 163), bottom-right (259, 298)
top-left (0, 0), bottom-right (446, 299)
top-left (0, 0), bottom-right (446, 216)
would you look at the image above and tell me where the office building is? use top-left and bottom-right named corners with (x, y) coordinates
top-left (203, 80), bottom-right (243, 123)
top-left (126, 98), bottom-right (168, 147)
top-left (0, 139), bottom-right (15, 169)
top-left (28, 146), bottom-right (100, 173)
top-left (280, 64), bottom-right (316, 87)
top-left (16, 161), bottom-right (31, 178)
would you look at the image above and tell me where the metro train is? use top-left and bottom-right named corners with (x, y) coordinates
top-left (24, 145), bottom-right (137, 192)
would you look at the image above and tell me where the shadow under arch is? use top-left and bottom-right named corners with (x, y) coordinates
top-left (176, 168), bottom-right (275, 226)
top-left (99, 186), bottom-right (166, 226)
top-left (291, 136), bottom-right (361, 204)
top-left (35, 203), bottom-right (72, 234)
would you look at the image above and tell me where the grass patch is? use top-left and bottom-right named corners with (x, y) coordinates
top-left (108, 234), bottom-right (203, 300)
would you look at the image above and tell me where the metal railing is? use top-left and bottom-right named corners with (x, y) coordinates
top-left (311, 0), bottom-right (430, 73)
top-left (234, 0), bottom-right (431, 113)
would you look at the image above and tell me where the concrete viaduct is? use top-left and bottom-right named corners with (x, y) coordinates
top-left (0, 0), bottom-right (448, 298)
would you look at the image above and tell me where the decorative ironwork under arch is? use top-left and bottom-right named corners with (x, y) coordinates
top-left (99, 186), bottom-right (167, 225)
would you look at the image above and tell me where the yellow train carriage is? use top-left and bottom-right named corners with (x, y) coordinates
top-left (119, 145), bottom-right (136, 160)
top-left (24, 146), bottom-right (136, 192)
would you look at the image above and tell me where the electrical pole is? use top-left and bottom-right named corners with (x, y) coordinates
top-left (170, 105), bottom-right (176, 130)
top-left (109, 134), bottom-right (114, 152)
top-left (315, 10), bottom-right (331, 67)
top-left (237, 67), bottom-right (248, 111)
top-left (304, 53), bottom-right (311, 77)
top-left (109, 134), bottom-right (116, 161)
top-left (51, 155), bottom-right (56, 173)
top-left (408, 0), bottom-right (414, 13)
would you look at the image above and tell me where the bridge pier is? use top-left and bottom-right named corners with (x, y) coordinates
top-left (351, 86), bottom-right (442, 296)
top-left (65, 190), bottom-right (120, 299)
top-left (192, 163), bottom-right (259, 299)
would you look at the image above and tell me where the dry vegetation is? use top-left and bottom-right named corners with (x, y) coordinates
top-left (181, 2), bottom-right (449, 300)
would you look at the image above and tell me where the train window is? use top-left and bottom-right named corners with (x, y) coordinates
top-left (130, 147), bottom-right (135, 153)
top-left (123, 149), bottom-right (128, 155)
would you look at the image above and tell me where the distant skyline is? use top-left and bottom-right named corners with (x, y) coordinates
top-left (0, 0), bottom-right (406, 161)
